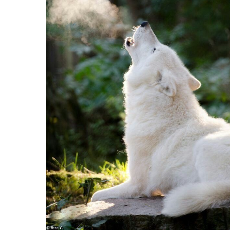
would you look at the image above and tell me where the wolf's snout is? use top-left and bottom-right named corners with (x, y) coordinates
top-left (141, 21), bottom-right (148, 27)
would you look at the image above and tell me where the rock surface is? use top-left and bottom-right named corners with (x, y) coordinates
top-left (47, 197), bottom-right (230, 230)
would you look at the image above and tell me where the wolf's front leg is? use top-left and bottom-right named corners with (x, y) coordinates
top-left (91, 181), bottom-right (141, 202)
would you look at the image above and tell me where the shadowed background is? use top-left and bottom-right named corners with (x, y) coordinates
top-left (46, 0), bottom-right (230, 171)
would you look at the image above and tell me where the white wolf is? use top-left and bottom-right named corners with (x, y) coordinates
top-left (91, 21), bottom-right (230, 217)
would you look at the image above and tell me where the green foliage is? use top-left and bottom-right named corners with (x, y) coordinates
top-left (137, 0), bottom-right (230, 67)
top-left (47, 32), bottom-right (129, 170)
top-left (194, 58), bottom-right (230, 121)
top-left (99, 160), bottom-right (128, 185)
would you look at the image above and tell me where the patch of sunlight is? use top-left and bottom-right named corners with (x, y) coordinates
top-left (48, 201), bottom-right (115, 221)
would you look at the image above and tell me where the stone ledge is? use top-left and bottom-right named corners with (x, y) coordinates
top-left (47, 197), bottom-right (230, 230)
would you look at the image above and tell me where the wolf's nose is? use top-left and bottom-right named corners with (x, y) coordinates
top-left (141, 21), bottom-right (148, 27)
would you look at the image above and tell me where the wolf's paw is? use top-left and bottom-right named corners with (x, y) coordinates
top-left (91, 190), bottom-right (109, 202)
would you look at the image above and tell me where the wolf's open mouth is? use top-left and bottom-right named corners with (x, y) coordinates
top-left (126, 37), bottom-right (135, 47)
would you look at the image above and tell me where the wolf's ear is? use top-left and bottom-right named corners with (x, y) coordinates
top-left (156, 71), bottom-right (177, 97)
top-left (188, 75), bottom-right (201, 91)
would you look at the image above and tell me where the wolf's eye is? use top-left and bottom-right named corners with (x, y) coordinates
top-left (152, 48), bottom-right (156, 53)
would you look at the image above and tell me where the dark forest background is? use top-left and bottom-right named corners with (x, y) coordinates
top-left (46, 0), bottom-right (230, 171)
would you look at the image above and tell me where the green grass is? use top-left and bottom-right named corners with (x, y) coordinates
top-left (46, 153), bottom-right (128, 215)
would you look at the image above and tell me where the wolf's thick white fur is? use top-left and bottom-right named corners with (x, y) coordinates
top-left (91, 22), bottom-right (230, 217)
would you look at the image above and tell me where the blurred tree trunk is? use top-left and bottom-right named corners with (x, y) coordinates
top-left (177, 0), bottom-right (186, 24)
top-left (125, 0), bottom-right (139, 24)
top-left (68, 90), bottom-right (89, 151)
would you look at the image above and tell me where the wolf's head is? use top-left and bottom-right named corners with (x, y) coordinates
top-left (124, 21), bottom-right (201, 96)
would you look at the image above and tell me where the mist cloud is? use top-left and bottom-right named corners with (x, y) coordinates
top-left (48, 0), bottom-right (126, 37)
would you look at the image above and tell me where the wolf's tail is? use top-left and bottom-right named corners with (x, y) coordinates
top-left (161, 180), bottom-right (230, 217)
